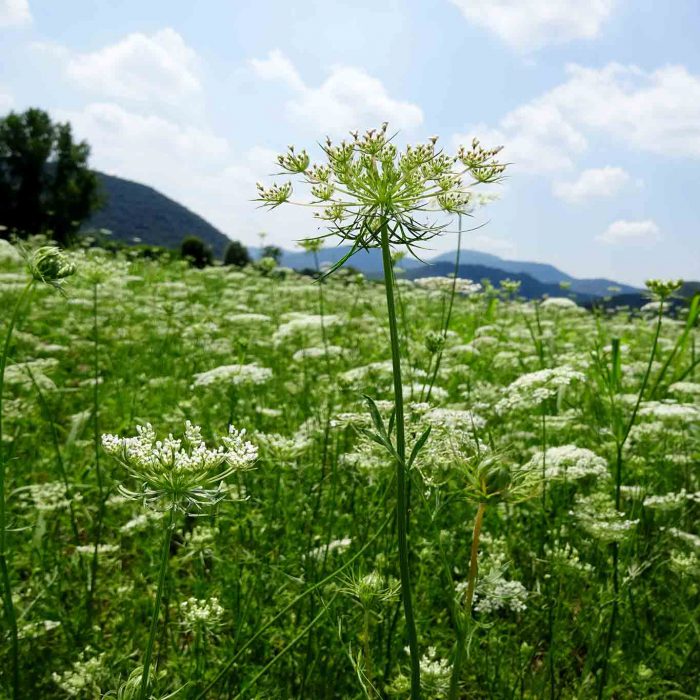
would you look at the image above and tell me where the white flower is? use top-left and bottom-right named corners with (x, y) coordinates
top-left (525, 445), bottom-right (609, 481)
top-left (191, 363), bottom-right (272, 388)
top-left (102, 421), bottom-right (257, 513)
top-left (496, 366), bottom-right (584, 413)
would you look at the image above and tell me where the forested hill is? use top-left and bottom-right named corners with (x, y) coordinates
top-left (84, 172), bottom-right (231, 255)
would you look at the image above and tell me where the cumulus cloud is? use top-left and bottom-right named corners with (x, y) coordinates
top-left (450, 0), bottom-right (615, 50)
top-left (62, 102), bottom-right (315, 247)
top-left (0, 0), bottom-right (31, 27)
top-left (42, 29), bottom-right (201, 108)
top-left (597, 219), bottom-right (661, 245)
top-left (250, 50), bottom-right (423, 134)
top-left (459, 102), bottom-right (587, 173)
top-left (457, 63), bottom-right (700, 175)
top-left (553, 166), bottom-right (631, 203)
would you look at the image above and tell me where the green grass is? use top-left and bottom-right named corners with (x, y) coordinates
top-left (0, 247), bottom-right (698, 699)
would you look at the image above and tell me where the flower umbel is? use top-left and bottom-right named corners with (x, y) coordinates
top-left (101, 421), bottom-right (257, 513)
top-left (256, 123), bottom-right (505, 271)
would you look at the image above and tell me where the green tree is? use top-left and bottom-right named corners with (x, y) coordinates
top-left (262, 244), bottom-right (282, 264)
top-left (0, 108), bottom-right (100, 245)
top-left (181, 235), bottom-right (213, 268)
top-left (223, 239), bottom-right (251, 267)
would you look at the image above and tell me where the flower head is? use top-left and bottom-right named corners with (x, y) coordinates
top-left (26, 246), bottom-right (76, 289)
top-left (101, 421), bottom-right (257, 513)
top-left (256, 123), bottom-right (504, 272)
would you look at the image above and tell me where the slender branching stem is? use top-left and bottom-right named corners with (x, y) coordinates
top-left (87, 281), bottom-right (106, 625)
top-left (0, 278), bottom-right (34, 700)
top-left (448, 500), bottom-right (486, 700)
top-left (138, 508), bottom-right (175, 700)
top-left (379, 218), bottom-right (421, 699)
top-left (597, 301), bottom-right (665, 699)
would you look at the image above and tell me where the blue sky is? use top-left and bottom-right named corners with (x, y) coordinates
top-left (1, 0), bottom-right (699, 284)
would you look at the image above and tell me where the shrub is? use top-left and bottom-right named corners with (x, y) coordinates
top-left (180, 235), bottom-right (213, 268)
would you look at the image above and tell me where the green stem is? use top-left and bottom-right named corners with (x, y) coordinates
top-left (87, 281), bottom-right (106, 626)
top-left (196, 512), bottom-right (392, 698)
top-left (138, 509), bottom-right (174, 700)
top-left (597, 301), bottom-right (664, 699)
top-left (0, 278), bottom-right (34, 700)
top-left (426, 214), bottom-right (462, 404)
top-left (379, 220), bottom-right (421, 700)
top-left (448, 500), bottom-right (486, 700)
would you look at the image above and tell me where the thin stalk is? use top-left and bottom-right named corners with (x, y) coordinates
top-left (138, 509), bottom-right (174, 700)
top-left (379, 219), bottom-right (421, 700)
top-left (196, 511), bottom-right (392, 698)
top-left (448, 500), bottom-right (486, 700)
top-left (87, 281), bottom-right (106, 625)
top-left (0, 278), bottom-right (34, 700)
top-left (597, 301), bottom-right (665, 699)
top-left (425, 214), bottom-right (463, 403)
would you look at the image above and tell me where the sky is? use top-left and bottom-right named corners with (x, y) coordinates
top-left (1, 0), bottom-right (699, 285)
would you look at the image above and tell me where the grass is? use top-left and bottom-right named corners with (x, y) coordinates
top-left (0, 244), bottom-right (698, 699)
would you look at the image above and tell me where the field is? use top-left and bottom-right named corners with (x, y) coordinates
top-left (0, 241), bottom-right (698, 699)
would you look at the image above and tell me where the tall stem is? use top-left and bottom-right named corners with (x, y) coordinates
top-left (597, 302), bottom-right (664, 699)
top-left (379, 221), bottom-right (421, 699)
top-left (0, 278), bottom-right (34, 700)
top-left (87, 281), bottom-right (105, 625)
top-left (448, 500), bottom-right (486, 700)
top-left (138, 509), bottom-right (174, 700)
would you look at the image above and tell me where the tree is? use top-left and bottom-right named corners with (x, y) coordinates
top-left (223, 240), bottom-right (250, 267)
top-left (0, 108), bottom-right (100, 245)
top-left (180, 235), bottom-right (213, 268)
top-left (262, 244), bottom-right (282, 264)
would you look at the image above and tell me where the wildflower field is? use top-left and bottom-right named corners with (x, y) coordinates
top-left (0, 241), bottom-right (698, 699)
top-left (0, 128), bottom-right (698, 700)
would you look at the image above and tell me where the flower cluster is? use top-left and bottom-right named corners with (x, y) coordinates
top-left (191, 363), bottom-right (272, 388)
top-left (26, 246), bottom-right (77, 289)
top-left (256, 122), bottom-right (504, 265)
top-left (180, 596), bottom-right (225, 635)
top-left (101, 421), bottom-right (257, 512)
top-left (496, 366), bottom-right (584, 413)
top-left (524, 445), bottom-right (609, 482)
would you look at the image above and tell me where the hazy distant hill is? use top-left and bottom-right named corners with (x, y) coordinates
top-left (402, 261), bottom-right (597, 301)
top-left (80, 173), bottom-right (696, 302)
top-left (84, 172), bottom-right (231, 256)
top-left (275, 245), bottom-right (640, 297)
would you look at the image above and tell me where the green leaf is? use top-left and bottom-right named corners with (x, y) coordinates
top-left (407, 426), bottom-right (431, 470)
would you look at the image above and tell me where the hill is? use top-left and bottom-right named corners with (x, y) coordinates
top-left (401, 261), bottom-right (597, 302)
top-left (84, 172), bottom-right (231, 256)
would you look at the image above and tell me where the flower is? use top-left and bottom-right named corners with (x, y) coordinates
top-left (101, 421), bottom-right (257, 513)
top-left (26, 246), bottom-right (76, 289)
top-left (256, 123), bottom-right (504, 269)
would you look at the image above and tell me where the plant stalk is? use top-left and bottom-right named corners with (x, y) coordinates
top-left (379, 219), bottom-right (421, 699)
top-left (448, 500), bottom-right (486, 700)
top-left (138, 509), bottom-right (174, 700)
top-left (0, 278), bottom-right (34, 700)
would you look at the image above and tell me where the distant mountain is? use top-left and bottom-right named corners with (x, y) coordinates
top-left (429, 250), bottom-right (639, 296)
top-left (84, 172), bottom-right (231, 256)
top-left (79, 173), bottom-right (694, 302)
top-left (271, 245), bottom-right (638, 298)
top-left (402, 261), bottom-right (597, 302)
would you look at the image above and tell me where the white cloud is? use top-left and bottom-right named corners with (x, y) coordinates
top-left (250, 50), bottom-right (423, 134)
top-left (450, 0), bottom-right (615, 50)
top-left (597, 219), bottom-right (661, 245)
top-left (458, 62), bottom-right (700, 176)
top-left (459, 101), bottom-right (587, 173)
top-left (553, 166), bottom-right (631, 203)
top-left (0, 0), bottom-right (31, 27)
top-left (548, 63), bottom-right (700, 157)
top-left (56, 29), bottom-right (201, 107)
top-left (61, 102), bottom-right (316, 248)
